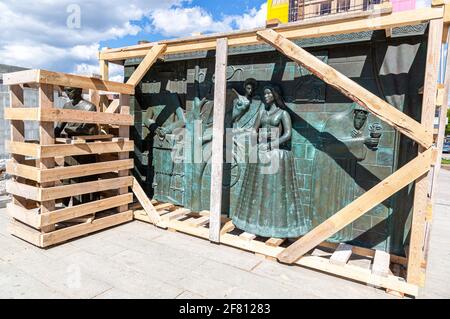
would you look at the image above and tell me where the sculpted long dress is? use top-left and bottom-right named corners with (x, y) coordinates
top-left (232, 108), bottom-right (310, 238)
top-left (311, 108), bottom-right (369, 242)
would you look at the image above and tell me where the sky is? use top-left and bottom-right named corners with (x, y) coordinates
top-left (0, 0), bottom-right (267, 82)
top-left (0, 0), bottom-right (433, 82)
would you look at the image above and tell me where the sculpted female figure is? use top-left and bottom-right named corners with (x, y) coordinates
top-left (232, 84), bottom-right (309, 238)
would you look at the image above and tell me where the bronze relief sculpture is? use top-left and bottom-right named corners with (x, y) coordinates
top-left (231, 84), bottom-right (310, 238)
top-left (311, 106), bottom-right (381, 242)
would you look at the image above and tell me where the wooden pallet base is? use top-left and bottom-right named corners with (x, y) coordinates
top-left (134, 203), bottom-right (419, 297)
top-left (8, 210), bottom-right (133, 248)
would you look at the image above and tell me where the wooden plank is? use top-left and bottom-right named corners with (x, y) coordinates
top-left (277, 148), bottom-right (434, 264)
top-left (41, 176), bottom-right (133, 201)
top-left (8, 220), bottom-right (43, 247)
top-left (3, 107), bottom-right (39, 121)
top-left (39, 159), bottom-right (133, 183)
top-left (5, 140), bottom-right (39, 157)
top-left (161, 208), bottom-right (190, 221)
top-left (186, 216), bottom-right (210, 227)
top-left (257, 29), bottom-right (432, 148)
top-left (6, 203), bottom-right (40, 229)
top-left (41, 194), bottom-right (133, 227)
top-left (126, 44), bottom-right (167, 87)
top-left (220, 220), bottom-right (235, 235)
top-left (2, 69), bottom-right (134, 95)
top-left (265, 238), bottom-right (285, 247)
top-left (154, 203), bottom-right (175, 211)
top-left (74, 134), bottom-right (114, 141)
top-left (407, 19), bottom-right (444, 286)
top-left (38, 83), bottom-right (56, 233)
top-left (4, 107), bottom-right (133, 126)
top-left (100, 7), bottom-right (440, 61)
top-left (117, 97), bottom-right (130, 214)
top-left (209, 37), bottom-right (228, 243)
top-left (6, 161), bottom-right (39, 181)
top-left (319, 241), bottom-right (408, 266)
top-left (7, 177), bottom-right (133, 202)
top-left (6, 180), bottom-right (40, 202)
top-left (8, 85), bottom-right (30, 219)
top-left (100, 60), bottom-right (109, 81)
top-left (41, 210), bottom-right (133, 247)
top-left (105, 99), bottom-right (120, 113)
top-left (372, 250), bottom-right (391, 277)
top-left (329, 243), bottom-right (353, 266)
top-left (131, 176), bottom-right (162, 225)
top-left (239, 232), bottom-right (257, 241)
top-left (6, 140), bottom-right (134, 158)
top-left (7, 158), bottom-right (133, 183)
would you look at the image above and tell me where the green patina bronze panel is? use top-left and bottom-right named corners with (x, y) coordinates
top-left (126, 26), bottom-right (428, 256)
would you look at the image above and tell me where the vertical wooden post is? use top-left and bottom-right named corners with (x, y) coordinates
top-left (431, 27), bottom-right (450, 202)
top-left (118, 94), bottom-right (130, 213)
top-left (209, 38), bottom-right (228, 243)
top-left (38, 84), bottom-right (56, 232)
top-left (9, 85), bottom-right (26, 208)
top-left (100, 60), bottom-right (109, 81)
top-left (407, 18), bottom-right (443, 286)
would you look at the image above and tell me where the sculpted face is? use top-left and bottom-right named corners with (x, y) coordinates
top-left (245, 83), bottom-right (255, 97)
top-left (354, 110), bottom-right (368, 130)
top-left (65, 87), bottom-right (82, 101)
top-left (264, 88), bottom-right (274, 105)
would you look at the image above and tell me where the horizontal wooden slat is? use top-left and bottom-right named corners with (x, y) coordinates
top-left (6, 180), bottom-right (40, 201)
top-left (6, 203), bottom-right (40, 229)
top-left (7, 176), bottom-right (133, 201)
top-left (41, 194), bottom-right (133, 226)
top-left (7, 194), bottom-right (133, 227)
top-left (4, 108), bottom-right (133, 126)
top-left (100, 7), bottom-right (443, 61)
top-left (38, 159), bottom-right (133, 182)
top-left (6, 140), bottom-right (134, 158)
top-left (5, 141), bottom-right (39, 157)
top-left (41, 210), bottom-right (133, 247)
top-left (2, 69), bottom-right (134, 94)
top-left (329, 243), bottom-right (353, 266)
top-left (8, 220), bottom-right (43, 247)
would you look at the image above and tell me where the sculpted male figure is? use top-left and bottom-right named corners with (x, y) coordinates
top-left (54, 87), bottom-right (97, 138)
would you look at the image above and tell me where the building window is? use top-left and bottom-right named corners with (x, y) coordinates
top-left (337, 0), bottom-right (350, 12)
top-left (320, 1), bottom-right (332, 15)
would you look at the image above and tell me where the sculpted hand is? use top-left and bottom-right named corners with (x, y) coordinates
top-left (364, 137), bottom-right (380, 147)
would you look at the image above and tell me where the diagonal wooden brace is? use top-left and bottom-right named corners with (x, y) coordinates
top-left (131, 177), bottom-right (164, 226)
top-left (256, 29), bottom-right (433, 149)
top-left (126, 44), bottom-right (167, 87)
top-left (277, 148), bottom-right (434, 264)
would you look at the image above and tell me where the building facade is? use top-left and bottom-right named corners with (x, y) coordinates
top-left (267, 0), bottom-right (416, 24)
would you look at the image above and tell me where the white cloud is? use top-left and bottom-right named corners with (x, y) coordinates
top-left (0, 0), bottom-right (183, 74)
top-left (0, 0), bottom-right (266, 81)
top-left (148, 6), bottom-right (234, 37)
top-left (148, 3), bottom-right (267, 37)
top-left (232, 3), bottom-right (267, 31)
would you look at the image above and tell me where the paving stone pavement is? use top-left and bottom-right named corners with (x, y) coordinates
top-left (0, 170), bottom-right (449, 299)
